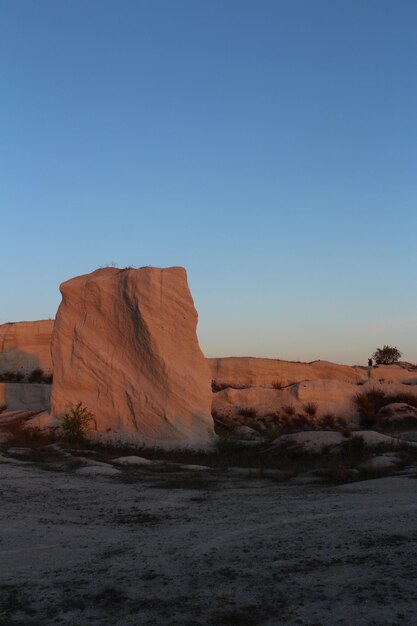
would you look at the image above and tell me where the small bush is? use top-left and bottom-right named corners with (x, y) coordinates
top-left (0, 371), bottom-right (24, 382)
top-left (27, 369), bottom-right (53, 384)
top-left (28, 368), bottom-right (44, 383)
top-left (62, 402), bottom-right (97, 442)
top-left (283, 405), bottom-right (295, 416)
top-left (354, 389), bottom-right (386, 426)
top-left (271, 380), bottom-right (283, 389)
top-left (320, 413), bottom-right (336, 429)
top-left (238, 407), bottom-right (257, 418)
top-left (291, 414), bottom-right (312, 429)
top-left (303, 402), bottom-right (318, 417)
top-left (355, 388), bottom-right (417, 428)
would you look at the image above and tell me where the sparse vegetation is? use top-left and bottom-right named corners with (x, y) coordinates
top-left (320, 413), bottom-right (337, 429)
top-left (0, 369), bottom-right (52, 383)
top-left (271, 380), bottom-right (283, 389)
top-left (211, 380), bottom-right (250, 393)
top-left (373, 345), bottom-right (402, 365)
top-left (28, 368), bottom-right (53, 384)
top-left (0, 371), bottom-right (24, 382)
top-left (62, 402), bottom-right (97, 442)
top-left (354, 388), bottom-right (417, 428)
top-left (303, 401), bottom-right (318, 417)
top-left (238, 407), bottom-right (257, 418)
top-left (283, 404), bottom-right (295, 416)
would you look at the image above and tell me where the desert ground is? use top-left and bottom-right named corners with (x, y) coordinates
top-left (2, 273), bottom-right (417, 625)
top-left (1, 437), bottom-right (417, 626)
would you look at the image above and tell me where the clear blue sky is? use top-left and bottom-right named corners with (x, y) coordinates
top-left (1, 0), bottom-right (416, 364)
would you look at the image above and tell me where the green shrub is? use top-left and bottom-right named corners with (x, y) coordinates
top-left (62, 402), bottom-right (97, 442)
top-left (373, 345), bottom-right (402, 365)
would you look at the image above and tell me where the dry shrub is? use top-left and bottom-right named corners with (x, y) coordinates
top-left (283, 405), bottom-right (295, 416)
top-left (384, 391), bottom-right (417, 408)
top-left (0, 371), bottom-right (24, 382)
top-left (355, 388), bottom-right (417, 427)
top-left (354, 389), bottom-right (386, 426)
top-left (320, 413), bottom-right (336, 429)
top-left (303, 402), bottom-right (318, 417)
top-left (62, 402), bottom-right (97, 442)
top-left (32, 370), bottom-right (53, 384)
top-left (238, 407), bottom-right (257, 418)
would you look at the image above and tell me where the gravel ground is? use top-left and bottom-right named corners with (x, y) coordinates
top-left (1, 450), bottom-right (417, 626)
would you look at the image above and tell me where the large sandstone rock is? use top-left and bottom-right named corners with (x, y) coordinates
top-left (209, 357), bottom-right (368, 389)
top-left (0, 320), bottom-right (54, 377)
top-left (209, 357), bottom-right (417, 389)
top-left (212, 380), bottom-right (358, 423)
top-left (295, 379), bottom-right (358, 404)
top-left (50, 267), bottom-right (214, 445)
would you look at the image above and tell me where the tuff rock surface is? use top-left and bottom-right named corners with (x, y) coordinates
top-left (0, 320), bottom-right (54, 377)
top-left (51, 266), bottom-right (214, 445)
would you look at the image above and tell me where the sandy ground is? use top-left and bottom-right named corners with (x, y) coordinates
top-left (1, 450), bottom-right (417, 626)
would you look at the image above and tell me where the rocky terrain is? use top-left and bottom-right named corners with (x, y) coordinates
top-left (1, 438), bottom-right (417, 626)
top-left (2, 265), bottom-right (417, 624)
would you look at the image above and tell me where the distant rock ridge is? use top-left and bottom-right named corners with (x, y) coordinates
top-left (0, 320), bottom-right (54, 377)
top-left (50, 266), bottom-right (214, 445)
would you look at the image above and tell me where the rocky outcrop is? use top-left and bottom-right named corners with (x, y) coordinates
top-left (212, 380), bottom-right (358, 425)
top-left (209, 357), bottom-right (368, 389)
top-left (377, 402), bottom-right (417, 425)
top-left (50, 266), bottom-right (214, 445)
top-left (209, 357), bottom-right (417, 389)
top-left (0, 320), bottom-right (54, 377)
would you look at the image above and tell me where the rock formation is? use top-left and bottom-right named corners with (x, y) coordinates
top-left (0, 320), bottom-right (54, 377)
top-left (50, 266), bottom-right (214, 445)
top-left (209, 356), bottom-right (368, 389)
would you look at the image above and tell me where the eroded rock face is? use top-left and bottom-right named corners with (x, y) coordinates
top-left (50, 267), bottom-right (214, 445)
top-left (0, 321), bottom-right (54, 377)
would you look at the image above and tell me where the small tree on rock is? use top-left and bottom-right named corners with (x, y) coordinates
top-left (372, 345), bottom-right (402, 365)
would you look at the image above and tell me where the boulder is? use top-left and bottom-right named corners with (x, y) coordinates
top-left (377, 402), bottom-right (417, 425)
top-left (50, 266), bottom-right (214, 445)
top-left (0, 320), bottom-right (54, 378)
